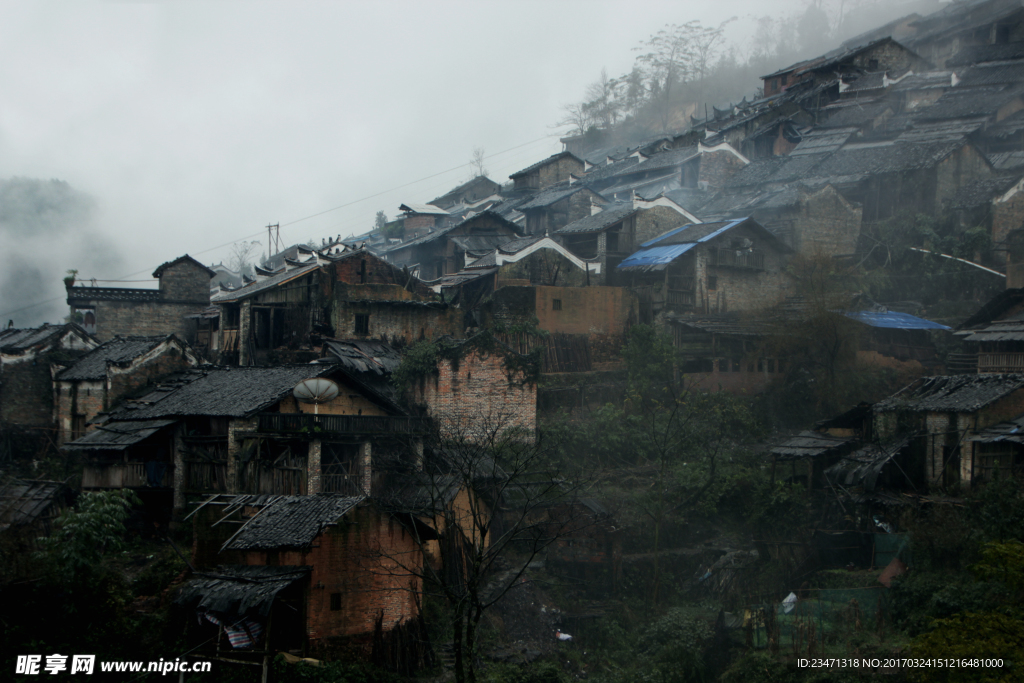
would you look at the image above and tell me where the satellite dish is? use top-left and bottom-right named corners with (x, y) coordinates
top-left (293, 378), bottom-right (340, 404)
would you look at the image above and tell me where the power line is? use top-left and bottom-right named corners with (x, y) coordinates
top-left (0, 133), bottom-right (562, 321)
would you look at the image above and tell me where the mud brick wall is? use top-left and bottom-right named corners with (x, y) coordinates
top-left (54, 379), bottom-right (104, 444)
top-left (332, 301), bottom-right (463, 344)
top-left (635, 205), bottom-right (692, 245)
top-left (992, 191), bottom-right (1024, 247)
top-left (0, 361), bottom-right (55, 428)
top-left (158, 262), bottom-right (212, 303)
top-left (698, 149), bottom-right (747, 190)
top-left (402, 214), bottom-right (436, 238)
top-left (534, 285), bottom-right (635, 336)
top-left (414, 349), bottom-right (537, 442)
top-left (497, 250), bottom-right (589, 288)
top-left (332, 255), bottom-right (435, 296)
top-left (935, 145), bottom-right (992, 215)
top-left (92, 300), bottom-right (204, 342)
top-left (792, 185), bottom-right (863, 257)
top-left (567, 189), bottom-right (605, 226)
top-left (108, 344), bottom-right (196, 407)
top-left (537, 156), bottom-right (585, 190)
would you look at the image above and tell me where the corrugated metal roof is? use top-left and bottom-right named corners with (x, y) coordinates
top-left (968, 414), bottom-right (1024, 443)
top-left (842, 310), bottom-right (951, 330)
top-left (62, 419), bottom-right (177, 451)
top-left (824, 437), bottom-right (910, 491)
top-left (616, 243), bottom-right (697, 270)
top-left (212, 262), bottom-right (319, 304)
top-left (224, 494), bottom-right (365, 550)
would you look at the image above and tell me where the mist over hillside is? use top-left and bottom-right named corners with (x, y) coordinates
top-left (0, 177), bottom-right (124, 327)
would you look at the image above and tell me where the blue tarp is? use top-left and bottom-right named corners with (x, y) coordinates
top-left (842, 310), bottom-right (950, 330)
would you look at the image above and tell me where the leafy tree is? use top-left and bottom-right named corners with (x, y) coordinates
top-left (36, 489), bottom-right (140, 585)
top-left (375, 210), bottom-right (388, 231)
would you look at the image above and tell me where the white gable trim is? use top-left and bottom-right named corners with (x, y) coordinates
top-left (632, 196), bottom-right (703, 225)
top-left (697, 141), bottom-right (750, 165)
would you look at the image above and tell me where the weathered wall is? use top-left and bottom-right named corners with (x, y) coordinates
top-left (533, 286), bottom-right (636, 336)
top-left (413, 348), bottom-right (537, 443)
top-left (538, 156), bottom-right (585, 190)
top-left (935, 145), bottom-right (992, 215)
top-left (793, 185), bottom-right (863, 256)
top-left (158, 262), bottom-right (212, 304)
top-left (698, 149), bottom-right (747, 189)
top-left (1, 361), bottom-right (56, 428)
top-left (54, 379), bottom-right (104, 444)
top-left (635, 206), bottom-right (691, 245)
top-left (992, 190), bottom-right (1024, 247)
top-left (332, 300), bottom-right (463, 344)
top-left (496, 250), bottom-right (589, 288)
top-left (91, 300), bottom-right (204, 342)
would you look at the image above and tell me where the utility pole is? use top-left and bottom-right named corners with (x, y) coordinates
top-left (266, 223), bottom-right (281, 262)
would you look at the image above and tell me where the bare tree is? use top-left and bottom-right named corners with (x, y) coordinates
top-left (375, 210), bottom-right (388, 231)
top-left (556, 101), bottom-right (595, 136)
top-left (229, 240), bottom-right (261, 277)
top-left (469, 147), bottom-right (488, 179)
top-left (373, 414), bottom-right (589, 683)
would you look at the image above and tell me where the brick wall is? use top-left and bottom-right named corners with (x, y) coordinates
top-left (403, 214), bottom-right (436, 237)
top-left (935, 145), bottom-right (992, 215)
top-left (992, 190), bottom-right (1024, 248)
top-left (567, 190), bottom-right (605, 226)
top-left (413, 348), bottom-right (537, 443)
top-left (332, 301), bottom-right (463, 344)
top-left (54, 380), bottom-right (104, 444)
top-left (793, 185), bottom-right (863, 257)
top-left (496, 250), bottom-right (589, 288)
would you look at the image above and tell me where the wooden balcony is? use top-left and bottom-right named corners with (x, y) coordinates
top-left (978, 352), bottom-right (1024, 373)
top-left (257, 413), bottom-right (433, 436)
top-left (83, 462), bottom-right (173, 489)
top-left (666, 289), bottom-right (695, 308)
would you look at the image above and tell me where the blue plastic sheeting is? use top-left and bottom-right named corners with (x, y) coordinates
top-left (842, 310), bottom-right (951, 330)
top-left (617, 243), bottom-right (696, 269)
top-left (638, 217), bottom-right (747, 247)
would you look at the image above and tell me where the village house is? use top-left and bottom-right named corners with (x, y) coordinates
top-left (52, 334), bottom-right (202, 445)
top-left (874, 373), bottom-right (1024, 488)
top-left (0, 323), bottom-right (97, 461)
top-left (554, 197), bottom-right (700, 283)
top-left (63, 362), bottom-right (430, 517)
top-left (509, 151), bottom-right (585, 192)
top-left (208, 248), bottom-right (462, 365)
top-left (761, 37), bottom-right (930, 99)
top-left (0, 479), bottom-right (75, 584)
top-left (377, 210), bottom-right (521, 281)
top-left (905, 0), bottom-right (1024, 68)
top-left (946, 174), bottom-right (1024, 254)
top-left (955, 286), bottom-right (1024, 373)
top-left (616, 217), bottom-right (793, 317)
top-left (179, 493), bottom-right (428, 669)
top-left (66, 254), bottom-right (216, 342)
top-left (429, 176), bottom-right (502, 211)
top-left (516, 183), bottom-right (608, 236)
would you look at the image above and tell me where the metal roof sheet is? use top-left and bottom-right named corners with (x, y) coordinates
top-left (212, 262), bottom-right (319, 303)
top-left (0, 480), bottom-right (70, 529)
top-left (771, 431), bottom-right (853, 460)
top-left (174, 565), bottom-right (311, 618)
top-left (875, 373), bottom-right (1024, 413)
top-left (399, 202), bottom-right (448, 215)
top-left (616, 243), bottom-right (697, 270)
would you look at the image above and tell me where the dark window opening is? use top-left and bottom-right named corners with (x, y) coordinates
top-left (732, 359), bottom-right (741, 372)
top-left (997, 24), bottom-right (1011, 44)
top-left (606, 232), bottom-right (619, 252)
top-left (552, 299), bottom-right (562, 311)
top-left (868, 58), bottom-right (879, 70)
top-left (355, 314), bottom-right (369, 335)
top-left (330, 593), bottom-right (342, 611)
top-left (359, 259), bottom-right (367, 284)
top-left (681, 358), bottom-right (714, 374)
top-left (707, 276), bottom-right (717, 290)
top-left (781, 74), bottom-right (788, 86)
top-left (768, 359), bottom-right (776, 373)
top-left (718, 358), bottom-right (728, 372)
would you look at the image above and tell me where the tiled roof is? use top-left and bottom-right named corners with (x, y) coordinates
top-left (790, 128), bottom-right (859, 156)
top-left (875, 374), bottom-right (1024, 413)
top-left (211, 262), bottom-right (319, 303)
top-left (224, 494), bottom-right (365, 550)
top-left (0, 324), bottom-right (71, 353)
top-left (516, 184), bottom-right (596, 210)
top-left (762, 37), bottom-right (907, 79)
top-left (509, 151), bottom-right (583, 179)
top-left (946, 175), bottom-right (1021, 209)
top-left (0, 480), bottom-right (71, 529)
top-left (107, 365), bottom-right (337, 419)
top-left (914, 85), bottom-right (1024, 120)
top-left (175, 565), bottom-right (311, 618)
top-left (946, 42), bottom-right (1024, 67)
top-left (957, 60), bottom-right (1024, 88)
top-left (555, 202), bottom-right (637, 235)
top-left (56, 336), bottom-right (170, 381)
top-left (399, 202), bottom-right (448, 215)
top-left (62, 419), bottom-right (177, 451)
top-left (988, 151), bottom-right (1024, 170)
top-left (152, 254), bottom-right (216, 279)
top-left (770, 431), bottom-right (853, 460)
top-left (896, 118), bottom-right (987, 143)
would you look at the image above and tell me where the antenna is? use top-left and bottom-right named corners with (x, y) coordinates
top-left (266, 223), bottom-right (281, 262)
top-left (293, 377), bottom-right (339, 416)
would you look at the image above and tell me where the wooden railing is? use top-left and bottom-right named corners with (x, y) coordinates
top-left (710, 249), bottom-right (764, 270)
top-left (257, 413), bottom-right (432, 436)
top-left (83, 462), bottom-right (173, 489)
top-left (220, 328), bottom-right (240, 352)
top-left (978, 352), bottom-right (1024, 373)
top-left (666, 289), bottom-right (695, 308)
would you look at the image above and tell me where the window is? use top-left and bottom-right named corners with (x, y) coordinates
top-left (707, 276), bottom-right (717, 290)
top-left (552, 299), bottom-right (562, 311)
top-left (330, 593), bottom-right (342, 611)
top-left (868, 58), bottom-right (879, 70)
top-left (718, 358), bottom-right (728, 372)
top-left (354, 314), bottom-right (369, 335)
top-left (606, 232), bottom-right (619, 252)
top-left (781, 74), bottom-right (788, 86)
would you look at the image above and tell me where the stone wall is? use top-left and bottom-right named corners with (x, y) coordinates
top-left (635, 205), bottom-right (692, 245)
top-left (0, 361), bottom-right (55, 428)
top-left (496, 250), bottom-right (588, 288)
top-left (698, 149), bottom-right (747, 190)
top-left (992, 189), bottom-right (1024, 248)
top-left (793, 185), bottom-right (863, 257)
top-left (538, 156), bottom-right (585, 190)
top-left (935, 144), bottom-right (992, 215)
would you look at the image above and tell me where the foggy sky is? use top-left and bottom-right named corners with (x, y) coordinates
top-left (0, 0), bottom-right (931, 325)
